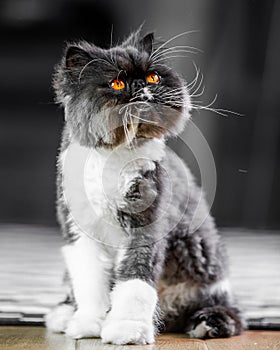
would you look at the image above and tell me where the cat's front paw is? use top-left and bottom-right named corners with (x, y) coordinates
top-left (65, 313), bottom-right (103, 339)
top-left (45, 304), bottom-right (74, 333)
top-left (101, 320), bottom-right (155, 345)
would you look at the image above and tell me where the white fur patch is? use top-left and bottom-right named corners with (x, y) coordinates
top-left (209, 279), bottom-right (232, 299)
top-left (101, 279), bottom-right (157, 344)
top-left (188, 321), bottom-right (211, 338)
top-left (101, 320), bottom-right (154, 345)
top-left (45, 304), bottom-right (74, 333)
top-left (142, 87), bottom-right (154, 101)
top-left (62, 235), bottom-right (111, 338)
top-left (61, 138), bottom-right (166, 247)
top-left (65, 311), bottom-right (103, 339)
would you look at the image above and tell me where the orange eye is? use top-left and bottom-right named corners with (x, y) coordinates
top-left (146, 72), bottom-right (160, 84)
top-left (110, 79), bottom-right (125, 90)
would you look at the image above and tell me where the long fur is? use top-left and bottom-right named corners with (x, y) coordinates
top-left (45, 29), bottom-right (244, 344)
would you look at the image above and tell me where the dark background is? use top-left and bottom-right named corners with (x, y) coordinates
top-left (0, 0), bottom-right (279, 229)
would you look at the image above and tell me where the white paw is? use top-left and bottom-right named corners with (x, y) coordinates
top-left (65, 313), bottom-right (103, 339)
top-left (45, 304), bottom-right (74, 333)
top-left (101, 320), bottom-right (155, 345)
top-left (188, 321), bottom-right (212, 338)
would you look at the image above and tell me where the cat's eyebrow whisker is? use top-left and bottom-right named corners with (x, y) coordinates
top-left (106, 49), bottom-right (118, 68)
top-left (110, 24), bottom-right (114, 49)
top-left (117, 69), bottom-right (125, 80)
top-left (151, 46), bottom-right (202, 61)
top-left (153, 54), bottom-right (195, 64)
top-left (78, 58), bottom-right (116, 82)
top-left (151, 30), bottom-right (200, 57)
top-left (78, 59), bottom-right (98, 82)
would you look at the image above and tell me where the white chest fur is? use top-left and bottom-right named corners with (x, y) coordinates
top-left (60, 139), bottom-right (165, 247)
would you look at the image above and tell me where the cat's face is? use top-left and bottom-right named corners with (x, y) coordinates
top-left (54, 31), bottom-right (191, 148)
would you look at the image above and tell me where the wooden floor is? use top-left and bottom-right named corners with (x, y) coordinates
top-left (0, 327), bottom-right (280, 350)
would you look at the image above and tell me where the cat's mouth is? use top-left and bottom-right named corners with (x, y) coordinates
top-left (119, 103), bottom-right (166, 144)
top-left (98, 102), bottom-right (183, 149)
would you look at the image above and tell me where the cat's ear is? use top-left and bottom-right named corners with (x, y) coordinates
top-left (140, 33), bottom-right (154, 56)
top-left (65, 46), bottom-right (92, 69)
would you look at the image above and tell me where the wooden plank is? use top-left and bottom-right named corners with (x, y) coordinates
top-left (1, 328), bottom-right (280, 350)
top-left (76, 333), bottom-right (207, 350)
top-left (0, 327), bottom-right (207, 350)
top-left (0, 326), bottom-right (75, 350)
top-left (206, 331), bottom-right (280, 350)
top-left (154, 334), bottom-right (207, 350)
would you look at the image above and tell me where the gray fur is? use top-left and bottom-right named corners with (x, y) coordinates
top-left (50, 29), bottom-right (244, 340)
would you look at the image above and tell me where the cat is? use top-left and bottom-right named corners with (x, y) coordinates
top-left (45, 28), bottom-right (244, 345)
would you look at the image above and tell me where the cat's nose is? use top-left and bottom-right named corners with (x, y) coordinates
top-left (131, 79), bottom-right (146, 94)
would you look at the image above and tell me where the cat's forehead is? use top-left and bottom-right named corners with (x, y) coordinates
top-left (108, 46), bottom-right (150, 72)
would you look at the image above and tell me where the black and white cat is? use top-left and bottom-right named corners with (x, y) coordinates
top-left (45, 29), bottom-right (244, 344)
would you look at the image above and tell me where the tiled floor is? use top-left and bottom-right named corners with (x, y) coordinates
top-left (0, 224), bottom-right (280, 328)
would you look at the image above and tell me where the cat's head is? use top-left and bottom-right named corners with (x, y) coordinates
top-left (54, 29), bottom-right (191, 148)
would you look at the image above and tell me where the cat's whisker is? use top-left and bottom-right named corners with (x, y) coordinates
top-left (130, 114), bottom-right (158, 125)
top-left (189, 85), bottom-right (205, 98)
top-left (151, 30), bottom-right (200, 57)
top-left (191, 104), bottom-right (231, 117)
top-left (151, 44), bottom-right (202, 57)
top-left (123, 109), bottom-right (132, 146)
top-left (119, 101), bottom-right (151, 114)
top-left (159, 85), bottom-right (186, 94)
top-left (110, 24), bottom-right (114, 49)
top-left (151, 46), bottom-right (202, 62)
top-left (186, 61), bottom-right (201, 91)
top-left (78, 58), bottom-right (116, 82)
top-left (152, 54), bottom-right (195, 64)
top-left (119, 105), bottom-right (138, 151)
top-left (191, 94), bottom-right (244, 117)
top-left (128, 114), bottom-right (138, 153)
top-left (187, 72), bottom-right (200, 91)
top-left (78, 59), bottom-right (98, 82)
top-left (161, 90), bottom-right (185, 97)
top-left (117, 69), bottom-right (125, 80)
top-left (125, 107), bottom-right (137, 151)
top-left (189, 72), bottom-right (204, 96)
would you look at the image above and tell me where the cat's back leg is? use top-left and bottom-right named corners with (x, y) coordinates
top-left (159, 219), bottom-right (245, 338)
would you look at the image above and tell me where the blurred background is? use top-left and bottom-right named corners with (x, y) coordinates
top-left (0, 0), bottom-right (279, 229)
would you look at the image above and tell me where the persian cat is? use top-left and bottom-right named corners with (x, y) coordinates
top-left (45, 29), bottom-right (244, 344)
